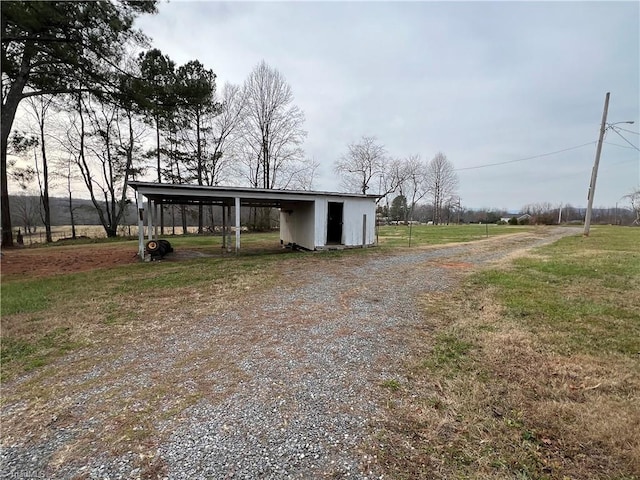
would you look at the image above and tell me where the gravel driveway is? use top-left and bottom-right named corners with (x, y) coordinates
top-left (1, 227), bottom-right (581, 479)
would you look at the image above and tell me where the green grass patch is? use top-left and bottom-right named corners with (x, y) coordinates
top-left (0, 248), bottom-right (285, 379)
top-left (474, 227), bottom-right (640, 355)
top-left (377, 224), bottom-right (533, 247)
top-left (1, 327), bottom-right (81, 379)
top-left (1, 279), bottom-right (55, 315)
top-left (381, 378), bottom-right (402, 392)
top-left (424, 333), bottom-right (475, 373)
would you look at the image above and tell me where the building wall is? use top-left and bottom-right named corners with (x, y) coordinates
top-left (314, 198), bottom-right (328, 247)
top-left (279, 200), bottom-right (316, 250)
top-left (342, 197), bottom-right (376, 247)
top-left (313, 196), bottom-right (376, 248)
top-left (280, 196), bottom-right (376, 250)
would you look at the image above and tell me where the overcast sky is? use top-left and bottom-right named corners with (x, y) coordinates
top-left (135, 0), bottom-right (639, 211)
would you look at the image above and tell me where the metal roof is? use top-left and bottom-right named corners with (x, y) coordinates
top-left (129, 182), bottom-right (379, 207)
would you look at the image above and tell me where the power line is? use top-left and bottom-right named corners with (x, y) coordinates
top-left (609, 127), bottom-right (640, 152)
top-left (615, 127), bottom-right (640, 136)
top-left (455, 141), bottom-right (595, 171)
top-left (602, 158), bottom-right (638, 168)
top-left (604, 141), bottom-right (638, 150)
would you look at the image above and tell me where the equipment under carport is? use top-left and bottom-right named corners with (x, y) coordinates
top-left (145, 239), bottom-right (173, 259)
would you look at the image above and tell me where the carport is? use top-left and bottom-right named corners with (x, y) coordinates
top-left (129, 182), bottom-right (379, 260)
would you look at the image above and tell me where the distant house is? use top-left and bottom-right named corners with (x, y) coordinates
top-left (500, 214), bottom-right (532, 224)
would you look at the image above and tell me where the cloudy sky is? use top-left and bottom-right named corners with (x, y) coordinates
top-left (136, 1), bottom-right (640, 211)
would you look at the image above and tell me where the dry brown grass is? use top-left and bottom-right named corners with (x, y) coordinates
top-left (373, 231), bottom-right (640, 480)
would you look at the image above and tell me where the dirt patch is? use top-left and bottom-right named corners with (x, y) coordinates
top-left (1, 243), bottom-right (139, 279)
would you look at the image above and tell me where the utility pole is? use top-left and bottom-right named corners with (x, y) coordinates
top-left (584, 92), bottom-right (610, 236)
top-left (558, 204), bottom-right (563, 224)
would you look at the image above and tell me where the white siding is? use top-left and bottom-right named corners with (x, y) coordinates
top-left (279, 201), bottom-right (316, 250)
top-left (314, 198), bottom-right (328, 248)
top-left (342, 197), bottom-right (376, 246)
top-left (279, 195), bottom-right (376, 250)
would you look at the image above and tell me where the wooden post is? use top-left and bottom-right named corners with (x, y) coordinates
top-left (147, 200), bottom-right (153, 242)
top-left (362, 214), bottom-right (367, 248)
top-left (227, 205), bottom-right (232, 252)
top-left (154, 202), bottom-right (159, 239)
top-left (584, 92), bottom-right (610, 236)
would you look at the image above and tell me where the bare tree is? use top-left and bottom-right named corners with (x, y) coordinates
top-left (401, 155), bottom-right (427, 222)
top-left (25, 95), bottom-right (55, 242)
top-left (236, 61), bottom-right (307, 229)
top-left (624, 187), bottom-right (640, 225)
top-left (522, 202), bottom-right (556, 225)
top-left (279, 157), bottom-right (320, 191)
top-left (240, 61), bottom-right (307, 190)
top-left (13, 191), bottom-right (40, 237)
top-left (425, 152), bottom-right (458, 225)
top-left (64, 155), bottom-right (80, 239)
top-left (201, 83), bottom-right (247, 187)
top-left (335, 136), bottom-right (388, 194)
top-left (66, 89), bottom-right (146, 237)
top-left (380, 157), bottom-right (412, 209)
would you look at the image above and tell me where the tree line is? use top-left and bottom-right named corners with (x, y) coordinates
top-left (3, 0), bottom-right (458, 245)
top-left (2, 1), bottom-right (313, 245)
top-left (334, 136), bottom-right (460, 225)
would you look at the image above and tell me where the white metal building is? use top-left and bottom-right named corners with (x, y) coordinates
top-left (129, 182), bottom-right (378, 259)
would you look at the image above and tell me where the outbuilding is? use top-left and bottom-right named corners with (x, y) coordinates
top-left (129, 182), bottom-right (379, 259)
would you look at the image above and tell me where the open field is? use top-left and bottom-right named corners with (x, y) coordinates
top-left (14, 222), bottom-right (530, 248)
top-left (14, 225), bottom-right (230, 246)
top-left (377, 223), bottom-right (534, 247)
top-left (1, 225), bottom-right (532, 280)
top-left (1, 225), bottom-right (638, 478)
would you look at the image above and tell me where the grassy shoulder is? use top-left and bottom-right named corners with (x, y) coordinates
top-left (376, 226), bottom-right (640, 479)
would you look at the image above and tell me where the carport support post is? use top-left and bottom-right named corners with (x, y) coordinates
top-left (235, 197), bottom-right (240, 253)
top-left (147, 200), bottom-right (153, 242)
top-left (221, 204), bottom-right (226, 249)
top-left (227, 205), bottom-right (232, 252)
top-left (154, 202), bottom-right (159, 239)
top-left (137, 193), bottom-right (145, 260)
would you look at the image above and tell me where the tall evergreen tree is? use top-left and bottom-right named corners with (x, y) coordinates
top-left (175, 60), bottom-right (217, 233)
top-left (136, 48), bottom-right (176, 184)
top-left (135, 48), bottom-right (177, 233)
top-left (1, 0), bottom-right (157, 246)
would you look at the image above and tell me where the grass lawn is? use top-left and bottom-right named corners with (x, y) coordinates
top-left (377, 223), bottom-right (533, 247)
top-left (376, 225), bottom-right (640, 479)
